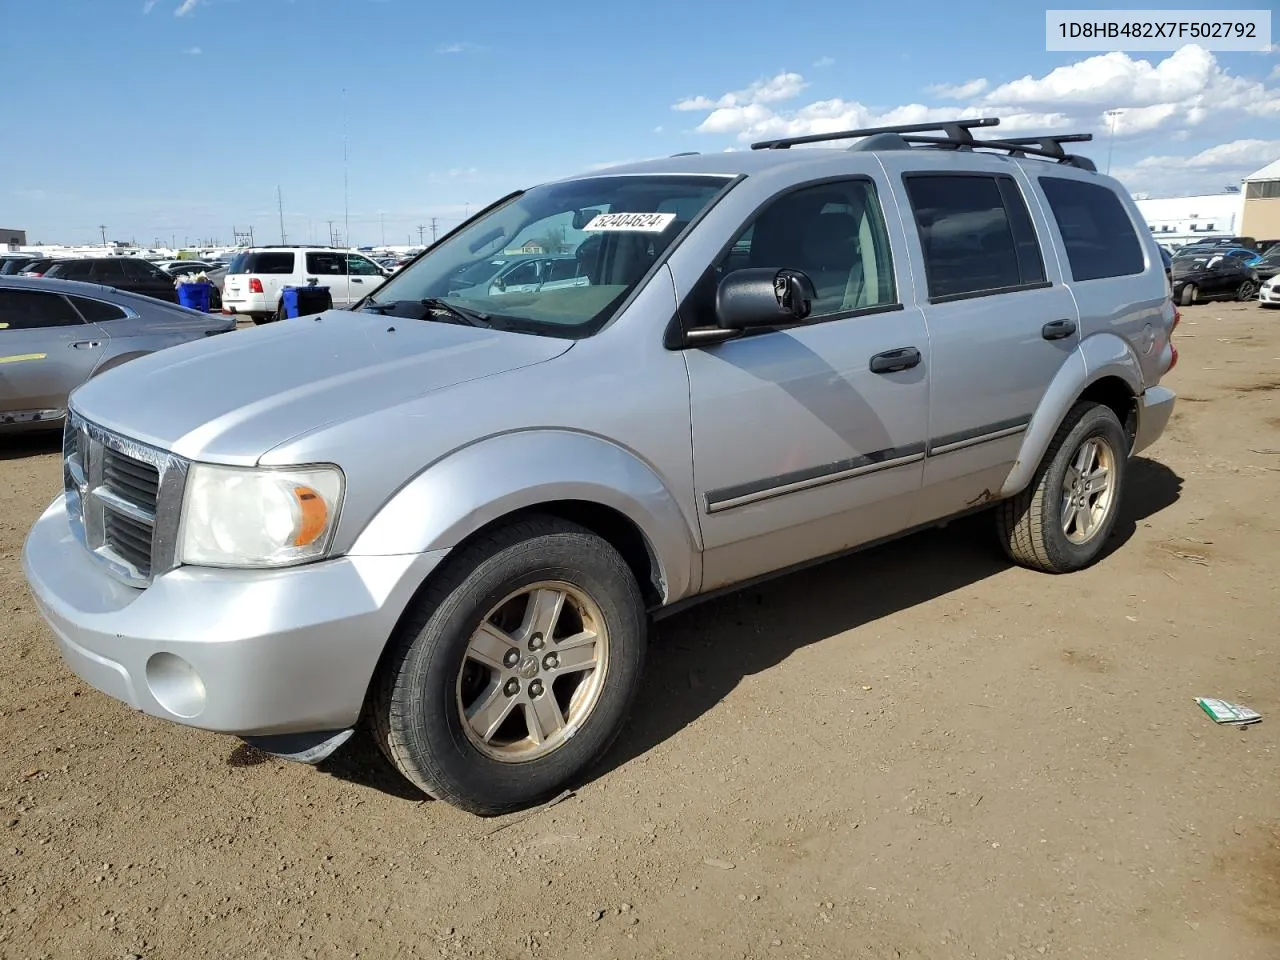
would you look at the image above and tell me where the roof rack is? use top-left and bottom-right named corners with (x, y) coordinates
top-left (750, 118), bottom-right (1097, 171)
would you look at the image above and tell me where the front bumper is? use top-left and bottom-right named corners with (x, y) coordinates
top-left (1131, 385), bottom-right (1176, 457)
top-left (22, 494), bottom-right (445, 737)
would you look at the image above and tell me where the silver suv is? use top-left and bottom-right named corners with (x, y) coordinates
top-left (22, 118), bottom-right (1177, 815)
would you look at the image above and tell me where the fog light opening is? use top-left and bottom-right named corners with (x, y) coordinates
top-left (145, 653), bottom-right (207, 719)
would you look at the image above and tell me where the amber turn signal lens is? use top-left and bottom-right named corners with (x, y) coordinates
top-left (292, 486), bottom-right (329, 546)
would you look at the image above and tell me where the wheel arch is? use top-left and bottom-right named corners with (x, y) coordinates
top-left (347, 429), bottom-right (702, 607)
top-left (1000, 336), bottom-right (1141, 498)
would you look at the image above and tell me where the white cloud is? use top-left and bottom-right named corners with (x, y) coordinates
top-left (927, 78), bottom-right (988, 99)
top-left (812, 56), bottom-right (835, 69)
top-left (436, 41), bottom-right (481, 54)
top-left (174, 0), bottom-right (200, 15)
top-left (653, 125), bottom-right (664, 134)
top-left (673, 47), bottom-right (1278, 146)
top-left (183, 46), bottom-right (202, 55)
top-left (1271, 64), bottom-right (1280, 80)
top-left (142, 0), bottom-right (158, 11)
top-left (1111, 138), bottom-right (1280, 196)
top-left (673, 72), bottom-right (806, 112)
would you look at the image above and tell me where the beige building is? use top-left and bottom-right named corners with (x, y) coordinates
top-left (1241, 159), bottom-right (1280, 242)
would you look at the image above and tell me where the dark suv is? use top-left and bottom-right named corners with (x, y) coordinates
top-left (44, 257), bottom-right (179, 303)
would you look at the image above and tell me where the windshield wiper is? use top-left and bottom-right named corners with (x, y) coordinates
top-left (419, 298), bottom-right (492, 327)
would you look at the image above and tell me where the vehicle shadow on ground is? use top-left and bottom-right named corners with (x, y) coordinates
top-left (313, 457), bottom-right (1182, 804)
top-left (594, 456), bottom-right (1184, 784)
top-left (0, 432), bottom-right (62, 461)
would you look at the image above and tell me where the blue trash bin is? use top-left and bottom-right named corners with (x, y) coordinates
top-left (282, 286), bottom-right (302, 318)
top-left (177, 281), bottom-right (212, 312)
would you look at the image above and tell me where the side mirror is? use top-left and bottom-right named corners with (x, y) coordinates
top-left (715, 268), bottom-right (815, 330)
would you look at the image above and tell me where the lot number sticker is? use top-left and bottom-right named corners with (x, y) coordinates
top-left (582, 212), bottom-right (677, 233)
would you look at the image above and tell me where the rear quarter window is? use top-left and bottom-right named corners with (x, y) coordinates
top-left (1038, 177), bottom-right (1145, 282)
top-left (231, 252), bottom-right (295, 274)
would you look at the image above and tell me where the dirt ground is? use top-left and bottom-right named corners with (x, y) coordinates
top-left (1, 301), bottom-right (1277, 960)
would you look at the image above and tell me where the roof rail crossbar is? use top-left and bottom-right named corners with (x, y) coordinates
top-left (896, 132), bottom-right (1097, 170)
top-left (750, 117), bottom-right (998, 150)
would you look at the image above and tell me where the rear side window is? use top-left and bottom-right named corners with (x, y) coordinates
top-left (1038, 177), bottom-right (1144, 281)
top-left (0, 289), bottom-right (84, 329)
top-left (51, 261), bottom-right (92, 279)
top-left (230, 252), bottom-right (295, 275)
top-left (121, 259), bottom-right (162, 280)
top-left (306, 252), bottom-right (346, 275)
top-left (68, 296), bottom-right (128, 322)
top-left (90, 260), bottom-right (127, 280)
top-left (903, 174), bottom-right (1047, 302)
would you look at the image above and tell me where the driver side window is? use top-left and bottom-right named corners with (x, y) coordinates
top-left (685, 179), bottom-right (897, 328)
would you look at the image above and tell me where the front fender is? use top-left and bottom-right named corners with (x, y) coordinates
top-left (999, 333), bottom-right (1142, 497)
top-left (347, 429), bottom-right (700, 603)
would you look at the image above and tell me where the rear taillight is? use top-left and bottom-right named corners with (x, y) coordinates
top-left (1172, 306), bottom-right (1181, 331)
top-left (249, 277), bottom-right (264, 293)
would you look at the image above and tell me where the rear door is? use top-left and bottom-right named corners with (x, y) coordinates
top-left (305, 252), bottom-right (349, 306)
top-left (345, 253), bottom-right (387, 305)
top-left (896, 168), bottom-right (1079, 521)
top-left (121, 259), bottom-right (178, 302)
top-left (0, 288), bottom-right (108, 423)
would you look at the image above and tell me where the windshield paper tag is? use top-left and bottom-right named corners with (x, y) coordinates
top-left (582, 212), bottom-right (677, 233)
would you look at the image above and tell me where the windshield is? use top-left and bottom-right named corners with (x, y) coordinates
top-left (363, 174), bottom-right (732, 338)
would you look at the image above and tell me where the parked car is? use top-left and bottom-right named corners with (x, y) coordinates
top-left (1249, 245), bottom-right (1280, 284)
top-left (1259, 274), bottom-right (1280, 308)
top-left (1173, 245), bottom-right (1261, 266)
top-left (43, 257), bottom-right (181, 304)
top-left (221, 246), bottom-right (391, 322)
top-left (450, 255), bottom-right (589, 297)
top-left (157, 260), bottom-right (216, 276)
top-left (0, 275), bottom-right (235, 432)
top-left (1193, 236), bottom-right (1257, 251)
top-left (16, 258), bottom-right (61, 278)
top-left (0, 255), bottom-right (40, 276)
top-left (1170, 251), bottom-right (1261, 304)
top-left (21, 117), bottom-right (1177, 815)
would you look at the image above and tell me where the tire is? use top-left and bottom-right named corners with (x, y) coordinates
top-left (996, 402), bottom-right (1128, 574)
top-left (1179, 284), bottom-right (1197, 307)
top-left (251, 313), bottom-right (273, 326)
top-left (274, 301), bottom-right (288, 323)
top-left (1237, 280), bottom-right (1257, 302)
top-left (370, 516), bottom-right (647, 815)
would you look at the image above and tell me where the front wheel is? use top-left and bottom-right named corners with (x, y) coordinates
top-left (1237, 280), bottom-right (1258, 302)
top-left (370, 516), bottom-right (647, 815)
top-left (996, 402), bottom-right (1127, 574)
top-left (1179, 284), bottom-right (1197, 307)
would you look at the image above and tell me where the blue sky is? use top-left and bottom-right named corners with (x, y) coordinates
top-left (3, 0), bottom-right (1277, 246)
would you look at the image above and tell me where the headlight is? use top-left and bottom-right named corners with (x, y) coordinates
top-left (178, 463), bottom-right (345, 568)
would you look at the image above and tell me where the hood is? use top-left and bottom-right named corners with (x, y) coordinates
top-left (69, 310), bottom-right (572, 463)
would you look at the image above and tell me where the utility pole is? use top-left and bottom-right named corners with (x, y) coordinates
top-left (98, 224), bottom-right (108, 247)
top-left (277, 185), bottom-right (287, 244)
top-left (327, 220), bottom-right (336, 246)
top-left (380, 211), bottom-right (385, 246)
top-left (1105, 109), bottom-right (1122, 175)
top-left (417, 224), bottom-right (426, 246)
top-left (430, 217), bottom-right (438, 243)
top-left (342, 87), bottom-right (350, 252)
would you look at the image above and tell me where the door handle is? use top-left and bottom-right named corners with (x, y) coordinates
top-left (70, 340), bottom-right (102, 350)
top-left (352, 278), bottom-right (364, 283)
top-left (869, 346), bottom-right (922, 374)
top-left (1041, 319), bottom-right (1077, 341)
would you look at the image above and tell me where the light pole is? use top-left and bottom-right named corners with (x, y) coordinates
top-left (1105, 109), bottom-right (1123, 175)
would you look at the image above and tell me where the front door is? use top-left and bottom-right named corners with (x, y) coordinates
top-left (345, 253), bottom-right (388, 306)
top-left (683, 177), bottom-right (930, 591)
top-left (0, 288), bottom-right (107, 424)
top-left (897, 170), bottom-right (1080, 520)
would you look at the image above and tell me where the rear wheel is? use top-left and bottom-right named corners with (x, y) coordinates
top-left (370, 516), bottom-right (647, 815)
top-left (997, 402), bottom-right (1127, 574)
top-left (1237, 280), bottom-right (1258, 302)
top-left (1179, 284), bottom-right (1197, 306)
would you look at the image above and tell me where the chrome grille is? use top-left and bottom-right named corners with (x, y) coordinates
top-left (63, 411), bottom-right (188, 587)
